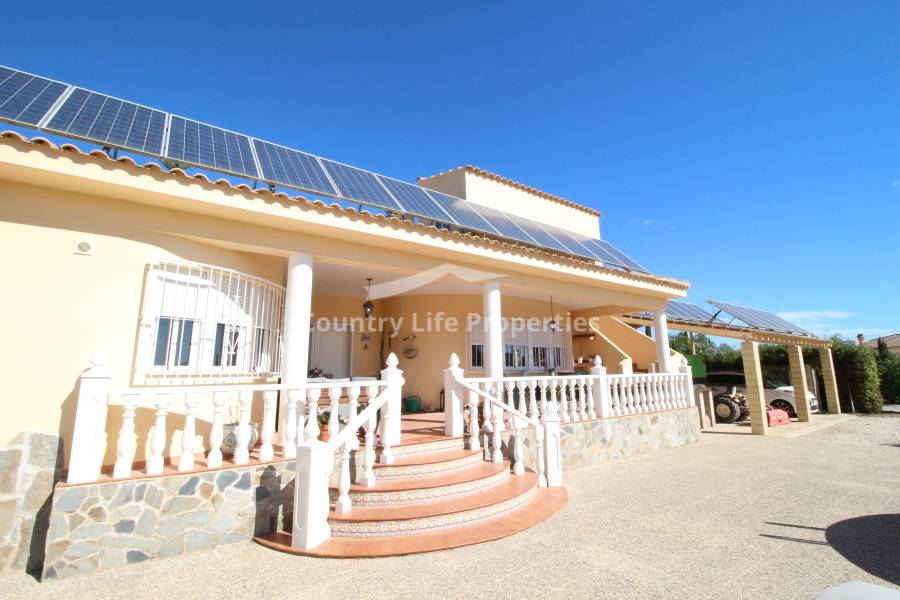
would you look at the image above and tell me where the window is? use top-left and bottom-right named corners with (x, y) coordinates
top-left (531, 346), bottom-right (548, 369)
top-left (551, 347), bottom-right (563, 369)
top-left (153, 317), bottom-right (195, 368)
top-left (504, 344), bottom-right (527, 370)
top-left (471, 344), bottom-right (484, 369)
top-left (138, 260), bottom-right (285, 380)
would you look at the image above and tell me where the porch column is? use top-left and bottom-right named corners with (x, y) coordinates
top-left (818, 347), bottom-right (842, 414)
top-left (483, 281), bottom-right (503, 380)
top-left (280, 253), bottom-right (314, 438)
top-left (741, 341), bottom-right (768, 435)
top-left (653, 311), bottom-right (671, 373)
top-left (787, 345), bottom-right (811, 422)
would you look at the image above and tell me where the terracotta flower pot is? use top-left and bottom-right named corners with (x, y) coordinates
top-left (221, 421), bottom-right (259, 454)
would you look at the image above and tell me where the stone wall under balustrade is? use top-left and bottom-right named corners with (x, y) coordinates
top-left (508, 406), bottom-right (701, 472)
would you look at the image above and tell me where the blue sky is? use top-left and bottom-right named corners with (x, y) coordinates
top-left (3, 1), bottom-right (898, 340)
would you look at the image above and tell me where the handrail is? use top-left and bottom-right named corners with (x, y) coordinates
top-left (324, 386), bottom-right (391, 454)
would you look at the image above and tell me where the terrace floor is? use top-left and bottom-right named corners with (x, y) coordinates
top-left (6, 413), bottom-right (900, 599)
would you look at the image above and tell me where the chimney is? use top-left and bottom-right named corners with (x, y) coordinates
top-left (856, 333), bottom-right (865, 346)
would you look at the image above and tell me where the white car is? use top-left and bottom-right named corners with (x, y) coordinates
top-left (703, 370), bottom-right (819, 420)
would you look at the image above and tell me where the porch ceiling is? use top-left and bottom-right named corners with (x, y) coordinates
top-left (312, 259), bottom-right (656, 311)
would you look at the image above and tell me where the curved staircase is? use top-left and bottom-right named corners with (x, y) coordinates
top-left (254, 435), bottom-right (567, 557)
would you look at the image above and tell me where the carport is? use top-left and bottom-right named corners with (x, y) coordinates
top-left (621, 299), bottom-right (840, 435)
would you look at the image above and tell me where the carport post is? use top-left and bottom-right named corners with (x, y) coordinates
top-left (817, 347), bottom-right (842, 414)
top-left (741, 341), bottom-right (768, 435)
top-left (787, 346), bottom-right (811, 422)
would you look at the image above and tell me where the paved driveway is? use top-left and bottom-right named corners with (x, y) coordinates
top-left (4, 414), bottom-right (899, 600)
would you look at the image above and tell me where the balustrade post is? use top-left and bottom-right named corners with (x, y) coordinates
top-left (328, 387), bottom-right (342, 439)
top-left (467, 387), bottom-right (481, 451)
top-left (590, 356), bottom-right (606, 418)
top-left (207, 392), bottom-right (227, 468)
top-left (260, 390), bottom-right (277, 461)
top-left (512, 417), bottom-right (525, 476)
top-left (609, 378), bottom-right (621, 417)
top-left (283, 389), bottom-right (299, 459)
top-left (557, 382), bottom-right (569, 423)
top-left (305, 388), bottom-right (321, 441)
top-left (347, 386), bottom-right (361, 450)
top-left (291, 440), bottom-right (331, 550)
top-left (68, 351), bottom-right (113, 484)
top-left (443, 353), bottom-right (465, 437)
top-left (362, 409), bottom-right (377, 487)
top-left (112, 393), bottom-right (139, 479)
top-left (491, 382), bottom-right (504, 464)
top-left (527, 380), bottom-right (539, 420)
top-left (680, 365), bottom-right (695, 408)
top-left (335, 443), bottom-right (353, 513)
top-left (481, 381), bottom-right (493, 432)
top-left (235, 391), bottom-right (253, 464)
top-left (380, 353), bottom-right (404, 449)
top-left (178, 393), bottom-right (198, 472)
top-left (534, 424), bottom-right (547, 487)
top-left (542, 400), bottom-right (563, 487)
top-left (147, 393), bottom-right (172, 475)
top-left (568, 379), bottom-right (579, 421)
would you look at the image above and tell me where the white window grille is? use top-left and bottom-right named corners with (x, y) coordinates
top-left (136, 260), bottom-right (285, 381)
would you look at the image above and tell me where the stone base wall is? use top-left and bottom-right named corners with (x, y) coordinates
top-left (506, 407), bottom-right (701, 472)
top-left (43, 460), bottom-right (297, 579)
top-left (0, 432), bottom-right (63, 576)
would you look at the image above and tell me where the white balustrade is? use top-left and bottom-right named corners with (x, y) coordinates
top-left (178, 393), bottom-right (199, 471)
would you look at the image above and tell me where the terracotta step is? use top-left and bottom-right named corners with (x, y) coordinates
top-left (381, 436), bottom-right (466, 458)
top-left (373, 448), bottom-right (483, 479)
top-left (328, 472), bottom-right (538, 537)
top-left (330, 461), bottom-right (509, 505)
top-left (255, 488), bottom-right (568, 557)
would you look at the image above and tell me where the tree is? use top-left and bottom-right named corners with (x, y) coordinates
top-left (875, 339), bottom-right (900, 404)
top-left (831, 337), bottom-right (883, 413)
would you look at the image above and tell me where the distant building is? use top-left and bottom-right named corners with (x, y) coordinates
top-left (860, 333), bottom-right (900, 353)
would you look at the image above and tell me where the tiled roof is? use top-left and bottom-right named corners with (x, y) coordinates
top-left (418, 165), bottom-right (601, 217)
top-left (0, 131), bottom-right (687, 292)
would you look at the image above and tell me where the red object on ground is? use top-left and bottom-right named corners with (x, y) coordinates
top-left (766, 408), bottom-right (790, 426)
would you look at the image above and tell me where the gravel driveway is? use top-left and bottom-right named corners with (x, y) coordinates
top-left (3, 414), bottom-right (898, 600)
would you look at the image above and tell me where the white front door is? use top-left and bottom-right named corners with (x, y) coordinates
top-left (309, 329), bottom-right (352, 378)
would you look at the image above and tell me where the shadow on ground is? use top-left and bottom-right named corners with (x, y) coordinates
top-left (825, 514), bottom-right (900, 585)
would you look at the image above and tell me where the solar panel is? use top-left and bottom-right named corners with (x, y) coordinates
top-left (252, 139), bottom-right (335, 196)
top-left (320, 159), bottom-right (402, 211)
top-left (0, 68), bottom-right (68, 126)
top-left (706, 299), bottom-right (810, 336)
top-left (376, 176), bottom-right (453, 222)
top-left (423, 189), bottom-right (500, 233)
top-left (504, 214), bottom-right (575, 254)
top-left (542, 225), bottom-right (605, 261)
top-left (46, 88), bottom-right (167, 155)
top-left (585, 238), bottom-right (648, 273)
top-left (665, 301), bottom-right (721, 323)
top-left (474, 205), bottom-right (539, 245)
top-left (165, 116), bottom-right (258, 178)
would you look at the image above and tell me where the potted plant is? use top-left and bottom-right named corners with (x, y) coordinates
top-left (317, 410), bottom-right (331, 442)
top-left (221, 401), bottom-right (259, 454)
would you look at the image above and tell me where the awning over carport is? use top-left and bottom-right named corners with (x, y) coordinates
top-left (620, 300), bottom-right (841, 436)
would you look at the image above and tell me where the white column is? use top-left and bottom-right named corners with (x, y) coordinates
top-left (653, 311), bottom-right (671, 373)
top-left (483, 281), bottom-right (503, 380)
top-left (380, 353), bottom-right (404, 450)
top-left (280, 253), bottom-right (314, 438)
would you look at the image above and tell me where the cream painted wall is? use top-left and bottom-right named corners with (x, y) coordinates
top-left (377, 293), bottom-right (571, 410)
top-left (572, 315), bottom-right (660, 372)
top-left (0, 181), bottom-right (287, 463)
top-left (420, 169), bottom-right (601, 239)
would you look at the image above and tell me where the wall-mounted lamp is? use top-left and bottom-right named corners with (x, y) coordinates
top-left (363, 277), bottom-right (374, 318)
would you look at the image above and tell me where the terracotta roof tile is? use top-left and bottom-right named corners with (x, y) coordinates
top-left (0, 131), bottom-right (687, 292)
top-left (418, 165), bottom-right (601, 217)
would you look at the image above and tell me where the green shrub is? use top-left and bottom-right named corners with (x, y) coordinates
top-left (876, 339), bottom-right (900, 404)
top-left (832, 338), bottom-right (883, 413)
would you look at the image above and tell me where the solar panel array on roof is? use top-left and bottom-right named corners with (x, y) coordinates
top-left (706, 299), bottom-right (811, 336)
top-left (0, 64), bottom-right (655, 275)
